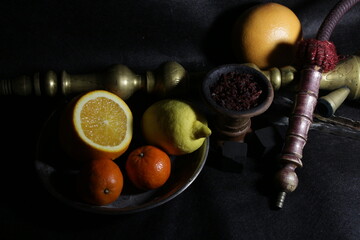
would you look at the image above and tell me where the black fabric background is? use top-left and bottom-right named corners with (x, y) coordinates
top-left (0, 0), bottom-right (359, 239)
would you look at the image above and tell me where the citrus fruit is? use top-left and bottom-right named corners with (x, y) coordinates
top-left (125, 145), bottom-right (171, 190)
top-left (59, 90), bottom-right (133, 161)
top-left (141, 99), bottom-right (211, 155)
top-left (232, 2), bottom-right (302, 69)
top-left (76, 159), bottom-right (124, 206)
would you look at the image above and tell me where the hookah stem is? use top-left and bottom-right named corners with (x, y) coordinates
top-left (276, 0), bottom-right (360, 209)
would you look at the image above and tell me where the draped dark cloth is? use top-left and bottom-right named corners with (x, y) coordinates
top-left (0, 1), bottom-right (359, 239)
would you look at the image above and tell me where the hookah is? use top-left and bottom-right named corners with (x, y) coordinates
top-left (1, 56), bottom-right (359, 109)
top-left (272, 0), bottom-right (360, 209)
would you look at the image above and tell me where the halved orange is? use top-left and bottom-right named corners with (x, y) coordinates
top-left (59, 90), bottom-right (133, 162)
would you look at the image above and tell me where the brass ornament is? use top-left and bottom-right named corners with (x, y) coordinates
top-left (0, 61), bottom-right (187, 100)
top-left (245, 55), bottom-right (360, 100)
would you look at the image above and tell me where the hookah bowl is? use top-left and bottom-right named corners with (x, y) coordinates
top-left (202, 64), bottom-right (274, 143)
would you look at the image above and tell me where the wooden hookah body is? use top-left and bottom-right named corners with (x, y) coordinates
top-left (273, 0), bottom-right (360, 208)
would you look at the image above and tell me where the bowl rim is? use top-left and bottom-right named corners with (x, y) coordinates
top-left (202, 64), bottom-right (274, 117)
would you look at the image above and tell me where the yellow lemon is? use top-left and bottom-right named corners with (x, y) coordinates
top-left (141, 99), bottom-right (211, 155)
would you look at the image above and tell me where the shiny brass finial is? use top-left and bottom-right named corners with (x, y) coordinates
top-left (0, 61), bottom-right (187, 100)
top-left (242, 63), bottom-right (297, 90)
top-left (146, 61), bottom-right (187, 96)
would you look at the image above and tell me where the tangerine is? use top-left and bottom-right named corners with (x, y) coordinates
top-left (232, 3), bottom-right (302, 69)
top-left (76, 159), bottom-right (124, 206)
top-left (59, 90), bottom-right (133, 162)
top-left (125, 145), bottom-right (171, 190)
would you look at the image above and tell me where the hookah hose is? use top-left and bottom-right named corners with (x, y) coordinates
top-left (275, 0), bottom-right (360, 209)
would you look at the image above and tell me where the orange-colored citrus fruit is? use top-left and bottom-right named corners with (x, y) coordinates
top-left (59, 90), bottom-right (133, 162)
top-left (232, 2), bottom-right (302, 69)
top-left (125, 145), bottom-right (171, 190)
top-left (76, 159), bottom-right (124, 206)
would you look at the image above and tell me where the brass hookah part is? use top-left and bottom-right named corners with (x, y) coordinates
top-left (242, 63), bottom-right (297, 91)
top-left (274, 0), bottom-right (360, 209)
top-left (245, 55), bottom-right (360, 97)
top-left (0, 61), bottom-right (187, 100)
top-left (317, 86), bottom-right (351, 117)
top-left (245, 54), bottom-right (360, 115)
top-left (316, 54), bottom-right (360, 116)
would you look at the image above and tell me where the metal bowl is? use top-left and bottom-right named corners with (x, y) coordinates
top-left (35, 110), bottom-right (209, 214)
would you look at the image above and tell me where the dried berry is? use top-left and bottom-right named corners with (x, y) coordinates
top-left (210, 72), bottom-right (263, 111)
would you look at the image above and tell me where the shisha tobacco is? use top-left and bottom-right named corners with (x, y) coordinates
top-left (210, 72), bottom-right (263, 111)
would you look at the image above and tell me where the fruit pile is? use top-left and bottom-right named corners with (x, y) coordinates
top-left (58, 90), bottom-right (211, 206)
